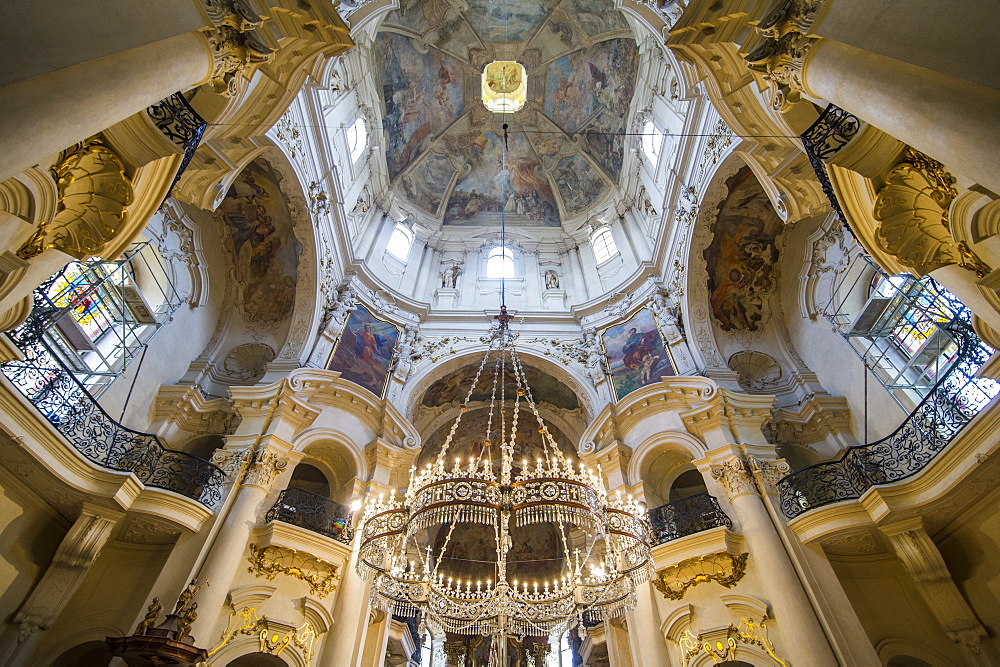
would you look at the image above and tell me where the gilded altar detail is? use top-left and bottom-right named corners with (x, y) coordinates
top-left (209, 606), bottom-right (317, 664)
top-left (17, 136), bottom-right (133, 260)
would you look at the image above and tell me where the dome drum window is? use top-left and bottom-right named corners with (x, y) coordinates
top-left (591, 228), bottom-right (619, 265)
top-left (482, 61), bottom-right (527, 113)
top-left (487, 246), bottom-right (515, 278)
top-left (386, 225), bottom-right (413, 262)
top-left (347, 117), bottom-right (368, 163)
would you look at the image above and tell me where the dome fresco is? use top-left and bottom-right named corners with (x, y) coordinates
top-left (375, 0), bottom-right (638, 228)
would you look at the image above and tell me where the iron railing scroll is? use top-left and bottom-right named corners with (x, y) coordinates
top-left (779, 282), bottom-right (998, 519)
top-left (1, 276), bottom-right (225, 510)
top-left (265, 487), bottom-right (355, 544)
top-left (647, 493), bottom-right (733, 545)
top-left (146, 92), bottom-right (208, 198)
top-left (801, 104), bottom-right (861, 228)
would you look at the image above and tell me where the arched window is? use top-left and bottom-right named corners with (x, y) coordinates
top-left (642, 120), bottom-right (663, 164)
top-left (487, 246), bottom-right (514, 278)
top-left (347, 116), bottom-right (367, 163)
top-left (386, 224), bottom-right (413, 261)
top-left (591, 227), bottom-right (618, 264)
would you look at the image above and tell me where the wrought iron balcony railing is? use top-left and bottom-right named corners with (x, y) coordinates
top-left (265, 487), bottom-right (355, 544)
top-left (647, 493), bottom-right (733, 545)
top-left (778, 311), bottom-right (997, 519)
top-left (801, 103), bottom-right (861, 227)
top-left (146, 91), bottom-right (207, 198)
top-left (1, 275), bottom-right (225, 510)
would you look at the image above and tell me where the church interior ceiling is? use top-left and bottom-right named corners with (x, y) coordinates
top-left (375, 0), bottom-right (638, 228)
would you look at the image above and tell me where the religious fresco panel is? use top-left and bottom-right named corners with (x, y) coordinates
top-left (443, 130), bottom-right (559, 226)
top-left (214, 158), bottom-right (300, 324)
top-left (551, 154), bottom-right (604, 217)
top-left (326, 304), bottom-right (400, 398)
top-left (463, 0), bottom-right (554, 42)
top-left (377, 32), bottom-right (465, 179)
top-left (399, 154), bottom-right (457, 216)
top-left (703, 166), bottom-right (782, 332)
top-left (544, 38), bottom-right (637, 136)
top-left (562, 0), bottom-right (629, 35)
top-left (602, 307), bottom-right (675, 402)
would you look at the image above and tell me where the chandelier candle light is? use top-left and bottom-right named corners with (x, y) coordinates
top-left (356, 315), bottom-right (653, 649)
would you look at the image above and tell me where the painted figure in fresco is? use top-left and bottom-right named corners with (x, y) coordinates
top-left (621, 327), bottom-right (659, 372)
top-left (355, 324), bottom-right (391, 369)
top-left (640, 353), bottom-right (661, 385)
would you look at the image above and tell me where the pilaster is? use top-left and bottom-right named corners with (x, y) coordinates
top-left (880, 517), bottom-right (992, 662)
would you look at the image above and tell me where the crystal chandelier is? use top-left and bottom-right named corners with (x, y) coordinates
top-left (356, 312), bottom-right (653, 643)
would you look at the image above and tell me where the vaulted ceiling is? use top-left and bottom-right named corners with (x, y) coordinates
top-left (375, 0), bottom-right (639, 229)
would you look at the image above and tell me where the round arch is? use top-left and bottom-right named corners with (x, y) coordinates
top-left (628, 430), bottom-right (708, 486)
top-left (290, 427), bottom-right (367, 487)
top-left (400, 348), bottom-right (598, 426)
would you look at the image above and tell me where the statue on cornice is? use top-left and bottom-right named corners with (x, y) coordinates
top-left (392, 324), bottom-right (421, 380)
top-left (323, 287), bottom-right (357, 338)
top-left (582, 329), bottom-right (608, 386)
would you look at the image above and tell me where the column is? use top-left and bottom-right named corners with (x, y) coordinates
top-left (710, 457), bottom-right (838, 666)
top-left (320, 532), bottom-right (373, 666)
top-left (3, 503), bottom-right (123, 663)
top-left (0, 32), bottom-right (212, 182)
top-left (187, 445), bottom-right (288, 644)
top-left (626, 584), bottom-right (671, 667)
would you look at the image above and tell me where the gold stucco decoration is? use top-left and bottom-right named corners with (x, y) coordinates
top-left (18, 135), bottom-right (133, 260)
top-left (209, 606), bottom-right (317, 665)
top-left (874, 148), bottom-right (991, 278)
top-left (676, 618), bottom-right (787, 667)
top-left (247, 544), bottom-right (339, 597)
top-left (652, 552), bottom-right (749, 600)
top-left (744, 0), bottom-right (825, 111)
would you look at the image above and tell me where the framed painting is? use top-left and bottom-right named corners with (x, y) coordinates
top-left (601, 307), bottom-right (676, 402)
top-left (326, 304), bottom-right (400, 399)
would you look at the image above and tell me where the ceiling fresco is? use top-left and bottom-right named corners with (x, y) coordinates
top-left (375, 0), bottom-right (638, 227)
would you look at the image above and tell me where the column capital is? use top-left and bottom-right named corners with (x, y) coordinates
top-left (199, 0), bottom-right (273, 97)
top-left (744, 0), bottom-right (828, 111)
top-left (710, 454), bottom-right (790, 499)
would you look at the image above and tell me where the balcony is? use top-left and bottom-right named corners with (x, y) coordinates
top-left (1, 274), bottom-right (225, 510)
top-left (648, 493), bottom-right (733, 545)
top-left (265, 487), bottom-right (354, 544)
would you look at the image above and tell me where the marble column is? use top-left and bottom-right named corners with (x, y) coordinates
top-left (802, 38), bottom-right (1000, 193)
top-left (187, 447), bottom-right (288, 644)
top-left (711, 457), bottom-right (838, 666)
top-left (0, 31), bottom-right (213, 182)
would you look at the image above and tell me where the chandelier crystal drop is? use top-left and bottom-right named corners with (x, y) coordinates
top-left (356, 313), bottom-right (653, 640)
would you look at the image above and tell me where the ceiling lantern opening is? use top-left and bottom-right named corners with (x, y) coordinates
top-left (482, 61), bottom-right (526, 113)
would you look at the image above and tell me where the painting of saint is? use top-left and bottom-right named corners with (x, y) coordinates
top-left (327, 304), bottom-right (400, 398)
top-left (602, 307), bottom-right (675, 401)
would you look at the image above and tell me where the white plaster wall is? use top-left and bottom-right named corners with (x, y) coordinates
top-left (0, 468), bottom-right (66, 622)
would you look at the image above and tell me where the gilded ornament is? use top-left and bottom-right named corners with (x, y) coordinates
top-left (210, 606), bottom-right (318, 665)
top-left (247, 544), bottom-right (339, 597)
top-left (652, 552), bottom-right (749, 600)
top-left (874, 148), bottom-right (991, 278)
top-left (673, 617), bottom-right (788, 667)
top-left (18, 136), bottom-right (133, 260)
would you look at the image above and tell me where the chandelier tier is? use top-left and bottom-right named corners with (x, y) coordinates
top-left (357, 316), bottom-right (653, 639)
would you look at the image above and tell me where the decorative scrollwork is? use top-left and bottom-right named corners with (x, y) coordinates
top-left (779, 277), bottom-right (997, 518)
top-left (647, 493), bottom-right (732, 545)
top-left (265, 487), bottom-right (355, 544)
